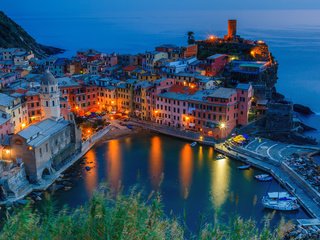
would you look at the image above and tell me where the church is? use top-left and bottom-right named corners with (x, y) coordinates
top-left (10, 70), bottom-right (82, 183)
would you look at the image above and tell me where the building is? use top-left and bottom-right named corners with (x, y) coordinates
top-left (10, 117), bottom-right (81, 182)
top-left (25, 91), bottom-right (42, 124)
top-left (0, 93), bottom-right (27, 133)
top-left (40, 70), bottom-right (61, 120)
top-left (144, 51), bottom-right (168, 71)
top-left (205, 54), bottom-right (228, 76)
top-left (236, 83), bottom-right (253, 126)
top-left (0, 111), bottom-right (11, 144)
top-left (10, 71), bottom-right (82, 183)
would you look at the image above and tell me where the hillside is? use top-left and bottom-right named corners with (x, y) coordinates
top-left (0, 11), bottom-right (64, 57)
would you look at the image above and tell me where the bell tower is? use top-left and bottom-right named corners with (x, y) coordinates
top-left (40, 70), bottom-right (61, 120)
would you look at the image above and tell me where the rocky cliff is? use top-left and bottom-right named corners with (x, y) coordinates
top-left (0, 11), bottom-right (64, 57)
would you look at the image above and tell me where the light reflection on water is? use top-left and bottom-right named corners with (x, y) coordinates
top-left (179, 144), bottom-right (193, 199)
top-left (49, 133), bottom-right (309, 232)
top-left (84, 150), bottom-right (98, 193)
top-left (106, 139), bottom-right (122, 191)
top-left (210, 159), bottom-right (230, 209)
top-left (149, 136), bottom-right (163, 189)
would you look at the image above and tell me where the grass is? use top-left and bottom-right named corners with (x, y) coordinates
top-left (0, 185), bottom-right (294, 240)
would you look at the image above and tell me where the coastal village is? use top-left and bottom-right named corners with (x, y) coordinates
top-left (0, 20), bottom-right (319, 238)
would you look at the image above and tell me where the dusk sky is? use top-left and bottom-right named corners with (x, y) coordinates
top-left (2, 0), bottom-right (320, 16)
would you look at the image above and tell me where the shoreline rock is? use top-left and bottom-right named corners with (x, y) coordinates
top-left (293, 104), bottom-right (314, 115)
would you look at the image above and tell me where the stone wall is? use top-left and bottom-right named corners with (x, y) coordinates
top-left (0, 163), bottom-right (29, 200)
top-left (265, 101), bottom-right (293, 132)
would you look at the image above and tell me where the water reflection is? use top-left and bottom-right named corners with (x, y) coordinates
top-left (149, 136), bottom-right (163, 189)
top-left (210, 159), bottom-right (230, 209)
top-left (208, 147), bottom-right (214, 160)
top-left (243, 169), bottom-right (253, 181)
top-left (179, 144), bottom-right (193, 199)
top-left (84, 150), bottom-right (98, 193)
top-left (198, 146), bottom-right (203, 168)
top-left (106, 139), bottom-right (122, 191)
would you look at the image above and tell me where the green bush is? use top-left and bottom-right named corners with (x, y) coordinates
top-left (0, 186), bottom-right (291, 240)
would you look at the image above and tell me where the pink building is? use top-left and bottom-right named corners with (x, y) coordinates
top-left (152, 83), bottom-right (253, 139)
top-left (187, 88), bottom-right (238, 139)
top-left (155, 84), bottom-right (197, 128)
top-left (236, 83), bottom-right (253, 126)
top-left (205, 54), bottom-right (229, 76)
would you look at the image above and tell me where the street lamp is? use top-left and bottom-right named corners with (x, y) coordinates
top-left (219, 122), bottom-right (227, 139)
top-left (219, 122), bottom-right (226, 130)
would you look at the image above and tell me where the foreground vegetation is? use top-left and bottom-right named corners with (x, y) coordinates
top-left (0, 186), bottom-right (293, 240)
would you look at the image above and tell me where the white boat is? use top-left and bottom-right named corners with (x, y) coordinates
top-left (190, 142), bottom-right (197, 147)
top-left (237, 164), bottom-right (251, 170)
top-left (262, 192), bottom-right (300, 211)
top-left (255, 174), bottom-right (273, 182)
top-left (216, 154), bottom-right (226, 160)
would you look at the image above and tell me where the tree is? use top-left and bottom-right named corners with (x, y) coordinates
top-left (187, 31), bottom-right (195, 45)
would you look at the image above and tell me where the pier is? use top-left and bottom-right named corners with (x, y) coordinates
top-left (215, 143), bottom-right (320, 219)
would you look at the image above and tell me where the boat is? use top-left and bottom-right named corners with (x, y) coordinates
top-left (255, 174), bottom-right (273, 182)
top-left (190, 142), bottom-right (197, 147)
top-left (237, 164), bottom-right (251, 170)
top-left (216, 154), bottom-right (226, 160)
top-left (262, 192), bottom-right (300, 211)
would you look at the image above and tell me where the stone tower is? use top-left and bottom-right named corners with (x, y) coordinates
top-left (227, 19), bottom-right (237, 39)
top-left (40, 70), bottom-right (61, 120)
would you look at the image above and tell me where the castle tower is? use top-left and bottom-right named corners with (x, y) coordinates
top-left (227, 19), bottom-right (237, 39)
top-left (40, 70), bottom-right (61, 120)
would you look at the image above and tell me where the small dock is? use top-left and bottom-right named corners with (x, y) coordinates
top-left (215, 143), bottom-right (320, 219)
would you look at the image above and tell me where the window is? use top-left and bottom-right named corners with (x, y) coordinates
top-left (39, 148), bottom-right (42, 157)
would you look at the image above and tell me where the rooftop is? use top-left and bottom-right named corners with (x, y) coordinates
top-left (209, 87), bottom-right (236, 99)
top-left (17, 118), bottom-right (70, 147)
top-left (207, 54), bottom-right (227, 60)
top-left (0, 93), bottom-right (15, 107)
top-left (40, 70), bottom-right (58, 86)
top-left (0, 111), bottom-right (10, 125)
top-left (236, 83), bottom-right (251, 90)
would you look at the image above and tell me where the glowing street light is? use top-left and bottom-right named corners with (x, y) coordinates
top-left (208, 35), bottom-right (216, 41)
top-left (22, 123), bottom-right (26, 128)
top-left (219, 122), bottom-right (226, 129)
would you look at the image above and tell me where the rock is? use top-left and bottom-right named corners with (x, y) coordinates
top-left (16, 199), bottom-right (28, 205)
top-left (293, 104), bottom-right (314, 115)
top-left (64, 186), bottom-right (72, 191)
top-left (300, 122), bottom-right (316, 131)
top-left (0, 11), bottom-right (64, 57)
top-left (35, 196), bottom-right (42, 201)
top-left (48, 183), bottom-right (64, 192)
top-left (62, 181), bottom-right (72, 186)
